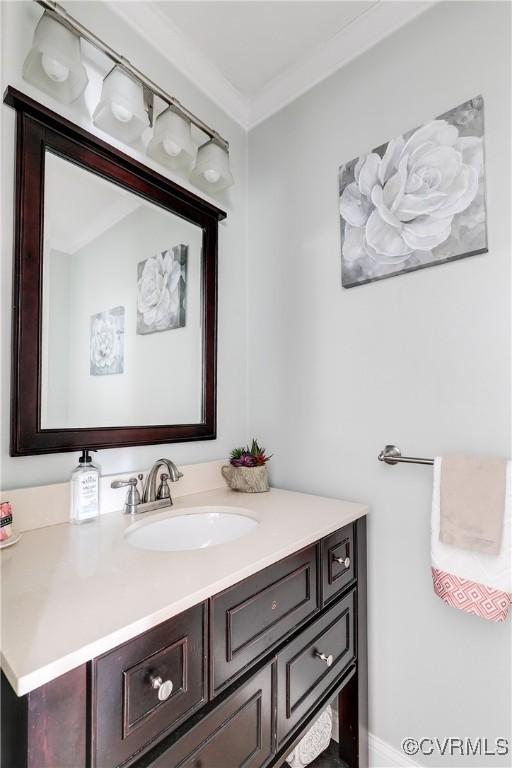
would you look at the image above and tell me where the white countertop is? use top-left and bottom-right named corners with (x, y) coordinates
top-left (1, 486), bottom-right (367, 696)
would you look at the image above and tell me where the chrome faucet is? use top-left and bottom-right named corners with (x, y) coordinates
top-left (111, 458), bottom-right (183, 515)
top-left (142, 458), bottom-right (183, 503)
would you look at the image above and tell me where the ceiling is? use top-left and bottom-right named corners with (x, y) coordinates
top-left (45, 153), bottom-right (141, 254)
top-left (155, 2), bottom-right (376, 96)
top-left (109, 1), bottom-right (434, 129)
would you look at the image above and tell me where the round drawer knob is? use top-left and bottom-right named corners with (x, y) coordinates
top-left (150, 675), bottom-right (173, 701)
top-left (315, 651), bottom-right (334, 667)
top-left (333, 555), bottom-right (350, 569)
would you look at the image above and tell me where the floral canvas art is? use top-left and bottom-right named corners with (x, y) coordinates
top-left (90, 306), bottom-right (125, 375)
top-left (339, 95), bottom-right (487, 287)
top-left (137, 244), bottom-right (187, 335)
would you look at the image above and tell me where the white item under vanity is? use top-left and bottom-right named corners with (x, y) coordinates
top-left (286, 705), bottom-right (333, 767)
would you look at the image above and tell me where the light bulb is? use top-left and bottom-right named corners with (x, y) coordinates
top-left (163, 138), bottom-right (182, 157)
top-left (111, 102), bottom-right (133, 123)
top-left (203, 169), bottom-right (220, 184)
top-left (41, 54), bottom-right (69, 83)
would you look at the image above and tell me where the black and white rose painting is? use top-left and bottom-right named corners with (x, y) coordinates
top-left (90, 306), bottom-right (124, 375)
top-left (339, 95), bottom-right (487, 287)
top-left (136, 244), bottom-right (187, 335)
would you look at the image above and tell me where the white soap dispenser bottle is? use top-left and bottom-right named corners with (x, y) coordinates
top-left (70, 449), bottom-right (100, 524)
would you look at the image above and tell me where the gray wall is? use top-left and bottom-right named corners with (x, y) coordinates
top-left (1, 0), bottom-right (248, 489)
top-left (248, 2), bottom-right (511, 763)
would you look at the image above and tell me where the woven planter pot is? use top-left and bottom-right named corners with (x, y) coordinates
top-left (221, 464), bottom-right (269, 493)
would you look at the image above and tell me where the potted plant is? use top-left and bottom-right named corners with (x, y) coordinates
top-left (221, 439), bottom-right (272, 493)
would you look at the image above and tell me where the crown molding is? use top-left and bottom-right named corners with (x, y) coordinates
top-left (106, 1), bottom-right (251, 128)
top-left (248, 1), bottom-right (435, 128)
top-left (107, 1), bottom-right (435, 133)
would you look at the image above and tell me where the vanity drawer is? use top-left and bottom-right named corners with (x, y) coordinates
top-left (145, 663), bottom-right (273, 768)
top-left (321, 523), bottom-right (355, 605)
top-left (211, 545), bottom-right (318, 694)
top-left (276, 589), bottom-right (355, 747)
top-left (93, 603), bottom-right (207, 768)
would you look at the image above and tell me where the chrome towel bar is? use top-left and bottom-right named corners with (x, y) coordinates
top-left (378, 444), bottom-right (434, 466)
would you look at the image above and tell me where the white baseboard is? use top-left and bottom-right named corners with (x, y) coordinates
top-left (368, 734), bottom-right (422, 768)
top-left (331, 710), bottom-right (421, 768)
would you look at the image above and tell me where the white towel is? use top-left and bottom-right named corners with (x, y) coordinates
top-left (431, 457), bottom-right (512, 621)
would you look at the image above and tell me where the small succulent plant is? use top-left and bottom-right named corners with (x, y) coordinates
top-left (230, 439), bottom-right (272, 467)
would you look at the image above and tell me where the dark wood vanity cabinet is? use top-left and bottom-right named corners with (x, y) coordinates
top-left (321, 525), bottom-right (355, 604)
top-left (1, 518), bottom-right (367, 768)
top-left (139, 664), bottom-right (274, 768)
top-left (210, 544), bottom-right (318, 695)
top-left (276, 589), bottom-right (355, 748)
top-left (94, 604), bottom-right (208, 768)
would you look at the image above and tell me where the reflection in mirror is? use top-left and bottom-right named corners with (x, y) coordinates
top-left (41, 151), bottom-right (204, 429)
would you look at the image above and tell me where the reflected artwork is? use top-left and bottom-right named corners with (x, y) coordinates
top-left (339, 95), bottom-right (487, 288)
top-left (137, 244), bottom-right (188, 335)
top-left (90, 306), bottom-right (125, 376)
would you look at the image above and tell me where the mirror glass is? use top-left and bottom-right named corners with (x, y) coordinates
top-left (41, 150), bottom-right (204, 429)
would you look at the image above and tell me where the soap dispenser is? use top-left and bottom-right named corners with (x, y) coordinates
top-left (70, 449), bottom-right (100, 524)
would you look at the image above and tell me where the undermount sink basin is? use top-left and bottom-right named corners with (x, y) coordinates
top-left (125, 506), bottom-right (259, 552)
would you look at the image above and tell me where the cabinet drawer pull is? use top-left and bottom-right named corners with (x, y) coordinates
top-left (150, 675), bottom-right (173, 701)
top-left (315, 651), bottom-right (334, 667)
top-left (333, 555), bottom-right (350, 569)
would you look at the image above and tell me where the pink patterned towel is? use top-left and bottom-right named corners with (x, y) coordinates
top-left (431, 567), bottom-right (511, 622)
top-left (431, 458), bottom-right (511, 622)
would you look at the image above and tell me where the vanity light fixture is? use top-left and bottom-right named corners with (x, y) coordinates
top-left (93, 66), bottom-right (150, 143)
top-left (22, 11), bottom-right (88, 104)
top-left (147, 106), bottom-right (196, 170)
top-left (24, 0), bottom-right (233, 190)
top-left (190, 139), bottom-right (234, 193)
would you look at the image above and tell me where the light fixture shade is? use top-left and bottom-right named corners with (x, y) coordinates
top-left (22, 12), bottom-right (88, 104)
top-left (190, 139), bottom-right (233, 192)
top-left (93, 66), bottom-right (149, 143)
top-left (147, 107), bottom-right (196, 170)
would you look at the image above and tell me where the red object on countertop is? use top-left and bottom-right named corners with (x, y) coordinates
top-left (0, 501), bottom-right (13, 542)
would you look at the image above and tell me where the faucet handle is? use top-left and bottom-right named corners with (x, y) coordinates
top-left (111, 477), bottom-right (137, 489)
top-left (111, 477), bottom-right (140, 514)
top-left (156, 473), bottom-right (171, 500)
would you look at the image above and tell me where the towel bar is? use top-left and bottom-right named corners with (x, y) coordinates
top-left (378, 445), bottom-right (434, 466)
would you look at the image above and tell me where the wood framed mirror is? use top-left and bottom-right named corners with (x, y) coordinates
top-left (4, 87), bottom-right (225, 456)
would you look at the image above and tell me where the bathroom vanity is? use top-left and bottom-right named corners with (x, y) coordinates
top-left (1, 90), bottom-right (368, 767)
top-left (0, 487), bottom-right (368, 768)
